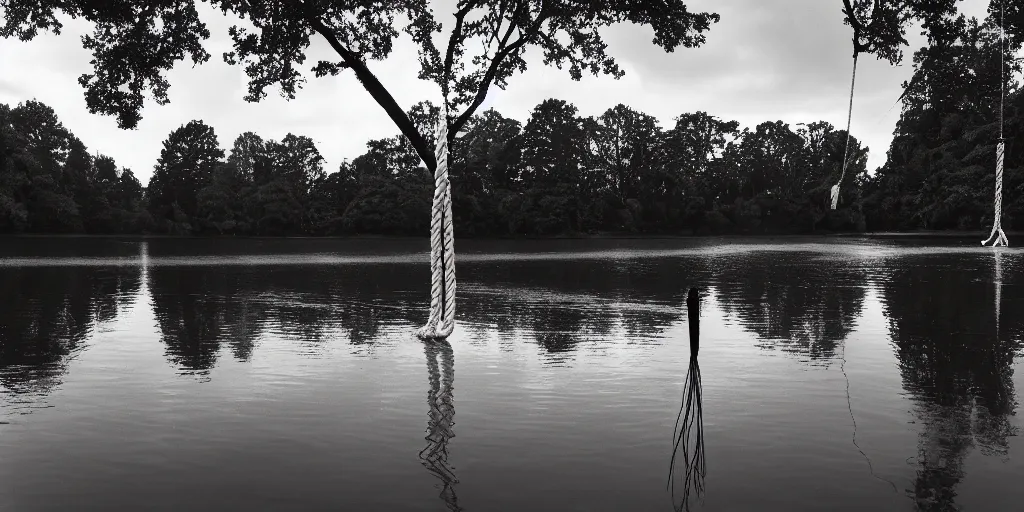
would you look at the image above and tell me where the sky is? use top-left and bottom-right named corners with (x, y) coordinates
top-left (0, 0), bottom-right (1009, 185)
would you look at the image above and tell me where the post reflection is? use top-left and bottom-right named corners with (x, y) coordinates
top-left (420, 340), bottom-right (463, 511)
top-left (668, 288), bottom-right (706, 512)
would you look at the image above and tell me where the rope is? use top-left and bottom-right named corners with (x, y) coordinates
top-left (832, 53), bottom-right (859, 210)
top-left (982, 0), bottom-right (1009, 247)
top-left (982, 142), bottom-right (1009, 246)
top-left (418, 101), bottom-right (457, 339)
top-left (839, 328), bottom-right (900, 493)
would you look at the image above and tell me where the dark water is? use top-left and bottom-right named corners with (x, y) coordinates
top-left (1, 236), bottom-right (1022, 511)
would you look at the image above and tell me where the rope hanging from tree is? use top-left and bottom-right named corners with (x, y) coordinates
top-left (418, 101), bottom-right (457, 340)
top-left (832, 52), bottom-right (859, 210)
top-left (982, 0), bottom-right (1009, 247)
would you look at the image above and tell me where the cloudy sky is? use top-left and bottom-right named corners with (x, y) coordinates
top-left (0, 0), bottom-right (1007, 185)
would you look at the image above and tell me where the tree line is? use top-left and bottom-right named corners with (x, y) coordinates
top-left (1, 4), bottom-right (1021, 237)
top-left (0, 97), bottom-right (863, 236)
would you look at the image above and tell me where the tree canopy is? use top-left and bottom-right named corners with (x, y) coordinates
top-left (1, 0), bottom-right (720, 171)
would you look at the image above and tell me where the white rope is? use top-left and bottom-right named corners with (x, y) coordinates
top-left (832, 53), bottom-right (859, 210)
top-left (418, 101), bottom-right (457, 340)
top-left (983, 0), bottom-right (1009, 247)
top-left (982, 141), bottom-right (1009, 246)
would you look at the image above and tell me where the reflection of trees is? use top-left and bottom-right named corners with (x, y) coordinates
top-left (143, 250), bottom-right (706, 373)
top-left (146, 260), bottom-right (429, 373)
top-left (149, 267), bottom-right (325, 373)
top-left (0, 265), bottom-right (141, 394)
top-left (878, 252), bottom-right (1023, 510)
top-left (419, 340), bottom-right (462, 511)
top-left (135, 234), bottom-right (757, 372)
top-left (714, 252), bottom-right (867, 362)
top-left (458, 257), bottom-right (706, 355)
top-left (149, 268), bottom-right (259, 373)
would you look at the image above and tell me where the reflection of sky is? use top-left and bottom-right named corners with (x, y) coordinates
top-left (0, 238), bottom-right (1022, 510)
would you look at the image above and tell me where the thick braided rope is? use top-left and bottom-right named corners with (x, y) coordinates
top-left (438, 177), bottom-right (456, 337)
top-left (418, 102), bottom-right (457, 339)
top-left (832, 53), bottom-right (859, 210)
top-left (417, 142), bottom-right (444, 338)
top-left (982, 141), bottom-right (1008, 247)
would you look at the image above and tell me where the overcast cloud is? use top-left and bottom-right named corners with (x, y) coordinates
top-left (0, 0), bottom-right (1005, 185)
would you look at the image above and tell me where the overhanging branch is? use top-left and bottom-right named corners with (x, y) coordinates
top-left (443, 0), bottom-right (483, 100)
top-left (842, 0), bottom-right (876, 55)
top-left (300, 2), bottom-right (437, 171)
top-left (450, 4), bottom-right (550, 138)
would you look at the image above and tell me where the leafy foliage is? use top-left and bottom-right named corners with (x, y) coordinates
top-left (864, 3), bottom-right (1024, 231)
top-left (0, 100), bottom-right (147, 234)
top-left (2, 0), bottom-right (720, 172)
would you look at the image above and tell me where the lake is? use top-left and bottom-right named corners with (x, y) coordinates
top-left (1, 236), bottom-right (1022, 511)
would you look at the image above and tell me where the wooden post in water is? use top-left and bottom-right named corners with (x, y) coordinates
top-left (687, 288), bottom-right (700, 357)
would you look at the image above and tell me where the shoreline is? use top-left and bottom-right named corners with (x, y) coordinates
top-left (1, 230), bottom-right (1020, 240)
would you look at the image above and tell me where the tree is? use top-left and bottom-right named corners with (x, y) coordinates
top-left (246, 133), bottom-right (325, 234)
top-left (663, 112), bottom-right (739, 179)
top-left (2, 0), bottom-right (720, 175)
top-left (228, 131), bottom-right (271, 184)
top-left (659, 112), bottom-right (740, 225)
top-left (518, 98), bottom-right (588, 233)
top-left (840, 0), bottom-right (960, 65)
top-left (110, 167), bottom-right (146, 232)
top-left (0, 99), bottom-right (148, 234)
top-left (588, 104), bottom-right (662, 206)
top-left (449, 108), bottom-right (524, 235)
top-left (987, 0), bottom-right (1024, 47)
top-left (266, 134), bottom-right (325, 196)
top-left (196, 161), bottom-right (249, 234)
top-left (457, 108), bottom-right (523, 193)
top-left (862, 3), bottom-right (1024, 232)
top-left (148, 120), bottom-right (225, 233)
top-left (60, 138), bottom-right (93, 214)
top-left (3, 100), bottom-right (83, 232)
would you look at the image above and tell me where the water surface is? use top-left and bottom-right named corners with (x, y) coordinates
top-left (1, 236), bottom-right (1022, 511)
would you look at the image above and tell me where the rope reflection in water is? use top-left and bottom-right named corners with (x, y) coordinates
top-left (420, 340), bottom-right (462, 511)
top-left (668, 287), bottom-right (707, 511)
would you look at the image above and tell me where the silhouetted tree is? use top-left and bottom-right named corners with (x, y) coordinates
top-left (147, 120), bottom-right (225, 233)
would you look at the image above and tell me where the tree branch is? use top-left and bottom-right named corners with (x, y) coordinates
top-left (484, 1), bottom-right (513, 52)
top-left (300, 2), bottom-right (436, 171)
top-left (450, 4), bottom-right (550, 138)
top-left (842, 0), bottom-right (871, 55)
top-left (443, 0), bottom-right (482, 100)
